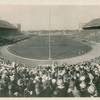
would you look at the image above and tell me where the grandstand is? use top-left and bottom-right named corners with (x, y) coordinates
top-left (0, 19), bottom-right (21, 36)
top-left (68, 18), bottom-right (100, 44)
top-left (0, 20), bottom-right (17, 29)
top-left (82, 18), bottom-right (100, 30)
top-left (0, 19), bottom-right (30, 45)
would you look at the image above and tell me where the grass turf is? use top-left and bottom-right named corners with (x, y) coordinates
top-left (9, 35), bottom-right (92, 60)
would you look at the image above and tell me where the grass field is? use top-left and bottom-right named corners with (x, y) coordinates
top-left (8, 35), bottom-right (92, 60)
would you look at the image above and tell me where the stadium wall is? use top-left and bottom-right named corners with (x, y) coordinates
top-left (0, 28), bottom-right (19, 36)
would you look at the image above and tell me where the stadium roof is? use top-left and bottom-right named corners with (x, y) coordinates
top-left (82, 18), bottom-right (100, 29)
top-left (0, 20), bottom-right (17, 29)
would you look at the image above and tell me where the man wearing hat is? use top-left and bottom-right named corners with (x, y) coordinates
top-left (42, 80), bottom-right (53, 97)
top-left (87, 85), bottom-right (97, 97)
top-left (51, 79), bottom-right (57, 91)
top-left (79, 82), bottom-right (89, 97)
top-left (54, 79), bottom-right (67, 97)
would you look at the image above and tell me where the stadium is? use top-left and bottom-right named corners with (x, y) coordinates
top-left (1, 6), bottom-right (100, 97)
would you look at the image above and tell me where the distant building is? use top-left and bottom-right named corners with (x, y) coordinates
top-left (13, 23), bottom-right (21, 31)
top-left (79, 23), bottom-right (87, 31)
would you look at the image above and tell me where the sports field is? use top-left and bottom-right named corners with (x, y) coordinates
top-left (8, 35), bottom-right (92, 60)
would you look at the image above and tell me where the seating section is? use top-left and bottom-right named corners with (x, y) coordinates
top-left (0, 56), bottom-right (100, 97)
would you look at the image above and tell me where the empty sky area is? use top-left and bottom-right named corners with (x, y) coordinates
top-left (0, 5), bottom-right (100, 30)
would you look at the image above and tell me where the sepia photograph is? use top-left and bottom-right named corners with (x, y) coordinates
top-left (0, 1), bottom-right (100, 98)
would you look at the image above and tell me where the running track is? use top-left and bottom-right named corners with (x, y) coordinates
top-left (0, 43), bottom-right (100, 66)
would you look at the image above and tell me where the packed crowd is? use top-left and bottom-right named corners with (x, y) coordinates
top-left (0, 57), bottom-right (100, 97)
top-left (0, 29), bottom-right (31, 46)
top-left (69, 30), bottom-right (100, 45)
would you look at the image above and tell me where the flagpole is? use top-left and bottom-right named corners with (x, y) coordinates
top-left (48, 5), bottom-right (51, 59)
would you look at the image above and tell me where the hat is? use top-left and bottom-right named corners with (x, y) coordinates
top-left (12, 70), bottom-right (16, 74)
top-left (88, 73), bottom-right (94, 80)
top-left (52, 79), bottom-right (56, 84)
top-left (2, 74), bottom-right (6, 79)
top-left (57, 79), bottom-right (63, 86)
top-left (35, 76), bottom-right (40, 81)
top-left (80, 76), bottom-right (85, 81)
top-left (88, 86), bottom-right (95, 95)
top-left (80, 82), bottom-right (86, 89)
top-left (10, 75), bottom-right (15, 81)
top-left (76, 67), bottom-right (79, 71)
top-left (76, 73), bottom-right (80, 77)
top-left (17, 79), bottom-right (23, 86)
top-left (3, 70), bottom-right (7, 74)
top-left (33, 79), bottom-right (36, 84)
top-left (49, 69), bottom-right (51, 72)
top-left (80, 66), bottom-right (84, 69)
top-left (42, 75), bottom-right (47, 80)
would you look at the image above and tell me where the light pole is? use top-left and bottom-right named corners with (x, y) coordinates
top-left (48, 5), bottom-right (51, 59)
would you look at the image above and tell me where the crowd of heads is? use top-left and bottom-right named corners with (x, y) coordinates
top-left (0, 57), bottom-right (100, 97)
top-left (70, 30), bottom-right (100, 44)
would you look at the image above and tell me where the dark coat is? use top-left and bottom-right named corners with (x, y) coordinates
top-left (80, 89), bottom-right (89, 97)
top-left (0, 83), bottom-right (9, 97)
top-left (42, 87), bottom-right (53, 97)
top-left (55, 86), bottom-right (67, 97)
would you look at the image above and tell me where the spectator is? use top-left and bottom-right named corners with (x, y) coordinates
top-left (54, 79), bottom-right (67, 97)
top-left (0, 56), bottom-right (100, 97)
